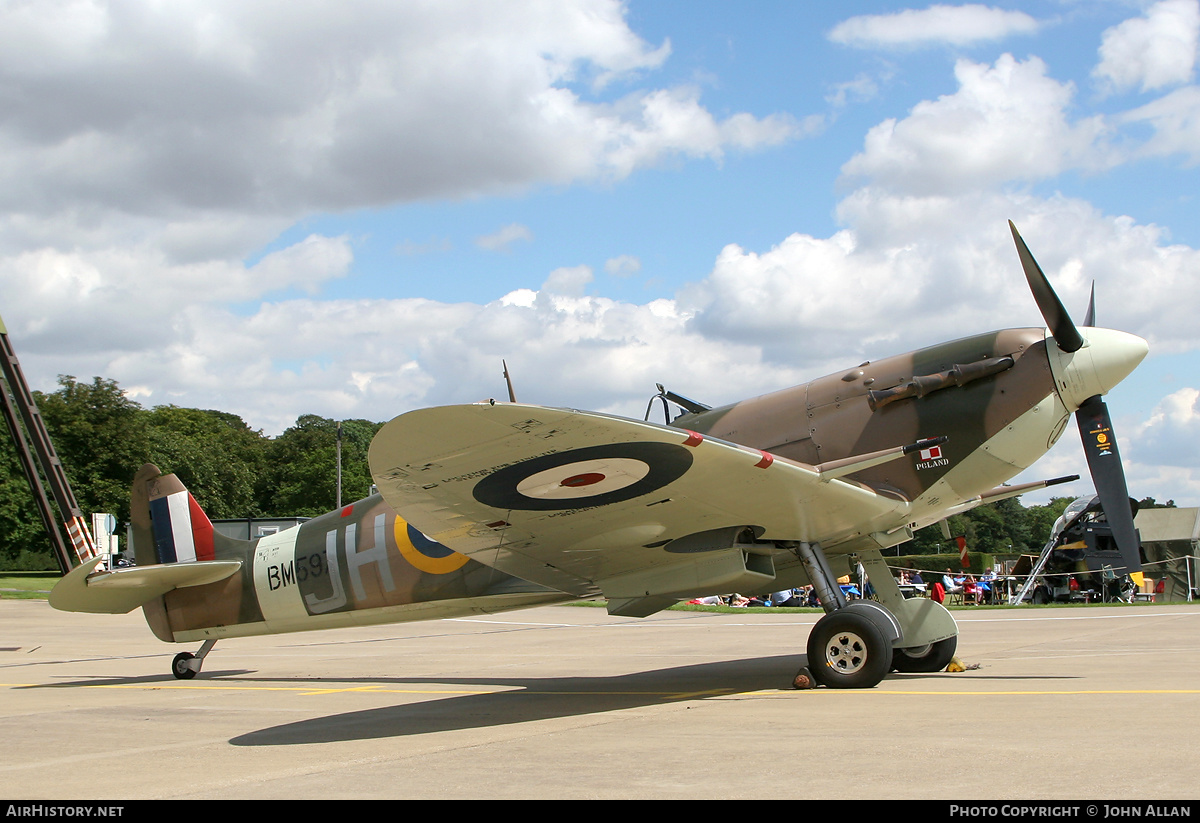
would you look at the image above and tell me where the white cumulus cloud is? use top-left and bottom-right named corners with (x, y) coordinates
top-left (0, 0), bottom-right (797, 255)
top-left (1093, 0), bottom-right (1200, 94)
top-left (841, 55), bottom-right (1117, 194)
top-left (829, 4), bottom-right (1040, 49)
top-left (1119, 85), bottom-right (1200, 164)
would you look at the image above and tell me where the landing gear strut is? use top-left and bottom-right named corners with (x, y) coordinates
top-left (791, 542), bottom-right (899, 689)
top-left (171, 639), bottom-right (216, 680)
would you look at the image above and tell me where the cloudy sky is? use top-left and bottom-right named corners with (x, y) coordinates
top-left (2, 0), bottom-right (1198, 507)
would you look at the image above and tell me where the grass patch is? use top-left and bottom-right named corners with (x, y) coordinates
top-left (0, 574), bottom-right (57, 599)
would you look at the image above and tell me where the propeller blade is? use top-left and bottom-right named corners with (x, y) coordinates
top-left (1083, 281), bottom-right (1096, 328)
top-left (1075, 395), bottom-right (1142, 575)
top-left (1009, 221), bottom-right (1085, 353)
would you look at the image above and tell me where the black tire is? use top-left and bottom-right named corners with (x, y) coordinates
top-left (172, 652), bottom-right (197, 680)
top-left (1032, 587), bottom-right (1049, 605)
top-left (891, 636), bottom-right (958, 673)
top-left (806, 610), bottom-right (892, 689)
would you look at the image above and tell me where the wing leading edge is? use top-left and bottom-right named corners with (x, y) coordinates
top-left (369, 403), bottom-right (914, 602)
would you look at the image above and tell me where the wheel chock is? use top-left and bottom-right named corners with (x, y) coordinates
top-left (791, 666), bottom-right (816, 689)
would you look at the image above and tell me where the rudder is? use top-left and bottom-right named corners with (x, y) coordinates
top-left (129, 463), bottom-right (218, 565)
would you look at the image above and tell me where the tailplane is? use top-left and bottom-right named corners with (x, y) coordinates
top-left (49, 464), bottom-right (244, 615)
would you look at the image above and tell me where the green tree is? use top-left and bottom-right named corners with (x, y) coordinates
top-left (145, 406), bottom-right (269, 519)
top-left (36, 376), bottom-right (152, 528)
top-left (907, 496), bottom-right (1043, 557)
top-left (1025, 496), bottom-right (1074, 549)
top-left (0, 375), bottom-right (397, 568)
top-left (0, 434), bottom-right (56, 568)
top-left (256, 415), bottom-right (382, 517)
top-left (0, 376), bottom-right (150, 568)
top-left (991, 496), bottom-right (1033, 552)
top-left (909, 515), bottom-right (962, 555)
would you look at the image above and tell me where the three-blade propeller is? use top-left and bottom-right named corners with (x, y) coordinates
top-left (1009, 221), bottom-right (1142, 576)
top-left (1010, 221), bottom-right (1085, 353)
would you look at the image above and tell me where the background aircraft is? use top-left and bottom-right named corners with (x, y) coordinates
top-left (50, 223), bottom-right (1147, 688)
top-left (1012, 494), bottom-right (1145, 605)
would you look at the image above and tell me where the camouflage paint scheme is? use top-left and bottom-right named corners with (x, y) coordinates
top-left (127, 465), bottom-right (571, 644)
top-left (102, 327), bottom-right (1066, 643)
top-left (676, 328), bottom-right (1059, 517)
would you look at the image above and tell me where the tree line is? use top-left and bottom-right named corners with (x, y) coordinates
top-left (0, 375), bottom-right (1174, 571)
top-left (0, 376), bottom-right (382, 569)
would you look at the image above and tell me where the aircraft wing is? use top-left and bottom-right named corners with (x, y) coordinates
top-left (369, 403), bottom-right (912, 605)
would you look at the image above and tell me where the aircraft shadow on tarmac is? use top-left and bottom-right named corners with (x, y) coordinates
top-left (13, 668), bottom-right (258, 687)
top-left (14, 652), bottom-right (1079, 693)
top-left (14, 652), bottom-right (1082, 746)
top-left (229, 654), bottom-right (805, 746)
top-left (226, 659), bottom-right (1084, 747)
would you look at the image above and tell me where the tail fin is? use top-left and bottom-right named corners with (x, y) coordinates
top-left (130, 463), bottom-right (216, 565)
top-left (49, 464), bottom-right (242, 616)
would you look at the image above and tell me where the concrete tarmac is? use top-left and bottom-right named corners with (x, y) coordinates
top-left (2, 598), bottom-right (1199, 800)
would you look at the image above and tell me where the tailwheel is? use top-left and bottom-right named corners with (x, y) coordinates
top-left (891, 636), bottom-right (958, 673)
top-left (172, 652), bottom-right (198, 680)
top-left (170, 639), bottom-right (216, 680)
top-left (806, 610), bottom-right (892, 689)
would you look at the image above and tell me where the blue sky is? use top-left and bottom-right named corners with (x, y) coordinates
top-left (1, 1), bottom-right (1198, 507)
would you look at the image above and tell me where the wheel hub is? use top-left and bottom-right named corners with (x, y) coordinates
top-left (825, 631), bottom-right (868, 674)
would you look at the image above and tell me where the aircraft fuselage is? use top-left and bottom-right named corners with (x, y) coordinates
top-left (150, 325), bottom-right (1086, 642)
top-left (676, 327), bottom-right (1064, 531)
top-left (144, 496), bottom-right (574, 643)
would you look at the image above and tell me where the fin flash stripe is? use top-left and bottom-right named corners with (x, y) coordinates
top-left (149, 491), bottom-right (215, 564)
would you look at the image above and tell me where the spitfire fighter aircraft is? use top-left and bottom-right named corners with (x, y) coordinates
top-left (50, 223), bottom-right (1148, 688)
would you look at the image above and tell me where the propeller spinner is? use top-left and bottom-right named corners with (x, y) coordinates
top-left (1009, 222), bottom-right (1149, 576)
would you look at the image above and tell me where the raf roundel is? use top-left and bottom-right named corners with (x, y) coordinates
top-left (472, 442), bottom-right (693, 511)
top-left (395, 519), bottom-right (469, 574)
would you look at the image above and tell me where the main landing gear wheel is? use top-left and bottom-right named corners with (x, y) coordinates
top-left (172, 652), bottom-right (197, 680)
top-left (807, 610), bottom-right (892, 689)
top-left (891, 636), bottom-right (958, 673)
